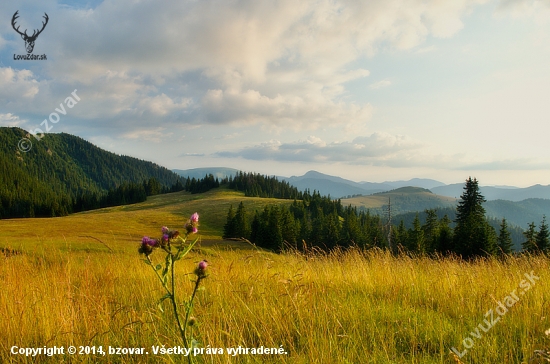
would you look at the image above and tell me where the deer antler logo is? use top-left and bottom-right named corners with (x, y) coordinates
top-left (12, 11), bottom-right (49, 54)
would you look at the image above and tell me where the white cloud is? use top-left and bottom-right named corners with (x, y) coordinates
top-left (496, 0), bottom-right (550, 23)
top-left (122, 127), bottom-right (172, 143)
top-left (0, 68), bottom-right (39, 99)
top-left (1, 0), bottom-right (491, 134)
top-left (369, 79), bottom-right (392, 90)
top-left (199, 87), bottom-right (372, 129)
top-left (0, 113), bottom-right (25, 127)
top-left (3, 0), bottom-right (548, 186)
top-left (215, 132), bottom-right (422, 165)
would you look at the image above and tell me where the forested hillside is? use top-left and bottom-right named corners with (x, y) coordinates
top-left (0, 127), bottom-right (182, 218)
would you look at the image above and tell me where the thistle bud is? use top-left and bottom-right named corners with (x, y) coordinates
top-left (194, 260), bottom-right (208, 278)
top-left (188, 316), bottom-right (197, 326)
top-left (198, 260), bottom-right (207, 270)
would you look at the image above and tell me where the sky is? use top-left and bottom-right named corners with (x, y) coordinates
top-left (1, 0), bottom-right (550, 187)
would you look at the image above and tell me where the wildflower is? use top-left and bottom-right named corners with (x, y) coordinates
top-left (163, 234), bottom-right (169, 242)
top-left (185, 212), bottom-right (200, 234)
top-left (198, 260), bottom-right (207, 270)
top-left (139, 236), bottom-right (159, 256)
top-left (161, 226), bottom-right (169, 234)
top-left (142, 236), bottom-right (158, 246)
top-left (194, 260), bottom-right (208, 278)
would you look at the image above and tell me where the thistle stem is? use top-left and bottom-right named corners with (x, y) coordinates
top-left (169, 254), bottom-right (188, 346)
top-left (183, 275), bottom-right (203, 341)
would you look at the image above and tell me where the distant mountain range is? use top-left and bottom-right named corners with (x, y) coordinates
top-left (173, 168), bottom-right (550, 229)
top-left (431, 183), bottom-right (550, 201)
top-left (281, 170), bottom-right (445, 197)
top-left (174, 168), bottom-right (550, 202)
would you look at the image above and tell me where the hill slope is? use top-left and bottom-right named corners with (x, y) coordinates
top-left (343, 186), bottom-right (550, 229)
top-left (0, 127), bottom-right (182, 218)
top-left (342, 187), bottom-right (458, 215)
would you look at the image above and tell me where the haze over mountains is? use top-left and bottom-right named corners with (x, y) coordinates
top-left (175, 168), bottom-right (550, 202)
top-left (174, 168), bottom-right (550, 230)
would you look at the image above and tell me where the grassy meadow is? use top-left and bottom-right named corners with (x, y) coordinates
top-left (1, 189), bottom-right (550, 363)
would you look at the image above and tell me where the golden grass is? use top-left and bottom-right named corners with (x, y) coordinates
top-left (1, 247), bottom-right (549, 363)
top-left (0, 188), bottom-right (290, 251)
top-left (1, 190), bottom-right (550, 363)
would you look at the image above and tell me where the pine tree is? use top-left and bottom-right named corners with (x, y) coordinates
top-left (408, 213), bottom-right (425, 253)
top-left (437, 214), bottom-right (454, 254)
top-left (223, 205), bottom-right (237, 239)
top-left (497, 218), bottom-right (513, 255)
top-left (453, 177), bottom-right (497, 258)
top-left (394, 220), bottom-right (408, 250)
top-left (234, 201), bottom-right (249, 238)
top-left (535, 215), bottom-right (549, 252)
top-left (323, 211), bottom-right (340, 249)
top-left (280, 206), bottom-right (298, 248)
top-left (341, 206), bottom-right (362, 246)
top-left (266, 206), bottom-right (283, 252)
top-left (249, 211), bottom-right (262, 245)
top-left (423, 209), bottom-right (439, 253)
top-left (522, 222), bottom-right (538, 253)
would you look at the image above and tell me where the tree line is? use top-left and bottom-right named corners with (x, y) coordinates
top-left (223, 177), bottom-right (550, 257)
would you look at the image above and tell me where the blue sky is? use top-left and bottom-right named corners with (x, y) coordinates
top-left (1, 0), bottom-right (550, 186)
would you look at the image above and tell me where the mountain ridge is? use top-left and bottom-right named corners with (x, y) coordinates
top-left (0, 127), bottom-right (182, 218)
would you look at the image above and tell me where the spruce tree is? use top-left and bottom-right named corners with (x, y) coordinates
top-left (497, 218), bottom-right (513, 255)
top-left (223, 205), bottom-right (237, 239)
top-left (522, 222), bottom-right (538, 253)
top-left (234, 201), bottom-right (249, 238)
top-left (408, 213), bottom-right (425, 253)
top-left (394, 220), bottom-right (408, 251)
top-left (266, 206), bottom-right (283, 252)
top-left (437, 215), bottom-right (454, 254)
top-left (536, 215), bottom-right (549, 252)
top-left (423, 209), bottom-right (439, 253)
top-left (280, 206), bottom-right (298, 247)
top-left (453, 177), bottom-right (497, 258)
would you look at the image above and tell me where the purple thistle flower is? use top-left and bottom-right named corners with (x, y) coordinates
top-left (194, 260), bottom-right (208, 278)
top-left (139, 236), bottom-right (159, 255)
top-left (163, 234), bottom-right (169, 242)
top-left (198, 260), bottom-right (207, 270)
top-left (161, 226), bottom-right (169, 234)
top-left (185, 212), bottom-right (200, 234)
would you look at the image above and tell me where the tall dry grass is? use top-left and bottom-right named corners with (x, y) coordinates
top-left (1, 246), bottom-right (549, 363)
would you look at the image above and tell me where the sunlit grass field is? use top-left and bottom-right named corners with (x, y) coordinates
top-left (1, 189), bottom-right (550, 363)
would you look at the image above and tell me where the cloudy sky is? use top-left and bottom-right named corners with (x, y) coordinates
top-left (1, 0), bottom-right (550, 187)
